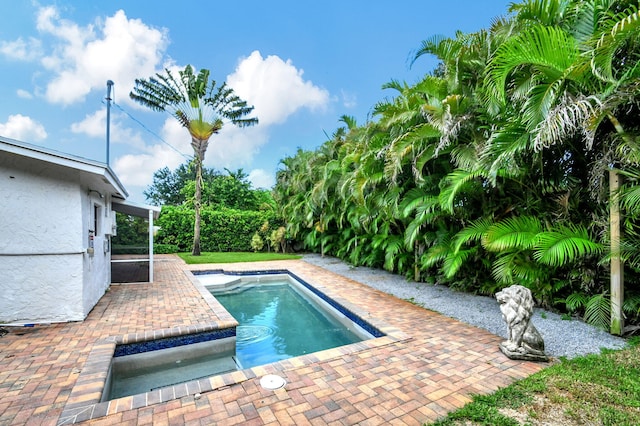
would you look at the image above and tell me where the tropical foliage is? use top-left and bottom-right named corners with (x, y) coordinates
top-left (155, 205), bottom-right (282, 253)
top-left (144, 163), bottom-right (282, 254)
top-left (273, 0), bottom-right (640, 332)
top-left (145, 163), bottom-right (273, 211)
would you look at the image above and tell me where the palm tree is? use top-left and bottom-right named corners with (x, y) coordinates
top-left (130, 65), bottom-right (258, 255)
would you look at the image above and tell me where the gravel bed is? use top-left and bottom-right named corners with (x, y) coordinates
top-left (302, 254), bottom-right (627, 359)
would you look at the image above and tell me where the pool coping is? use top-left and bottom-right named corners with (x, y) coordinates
top-left (57, 268), bottom-right (411, 425)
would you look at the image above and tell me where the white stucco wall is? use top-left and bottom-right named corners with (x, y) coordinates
top-left (2, 255), bottom-right (85, 323)
top-left (0, 155), bottom-right (112, 323)
top-left (1, 162), bottom-right (83, 254)
top-left (81, 192), bottom-right (112, 316)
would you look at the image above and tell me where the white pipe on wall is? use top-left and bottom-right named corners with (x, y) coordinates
top-left (148, 208), bottom-right (154, 283)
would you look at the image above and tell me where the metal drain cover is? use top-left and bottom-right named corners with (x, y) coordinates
top-left (260, 374), bottom-right (286, 390)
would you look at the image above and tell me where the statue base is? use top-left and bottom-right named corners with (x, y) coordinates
top-left (499, 342), bottom-right (549, 362)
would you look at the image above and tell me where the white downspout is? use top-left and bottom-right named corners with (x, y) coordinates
top-left (149, 208), bottom-right (154, 283)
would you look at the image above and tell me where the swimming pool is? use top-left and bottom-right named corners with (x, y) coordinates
top-left (104, 331), bottom-right (237, 400)
top-left (102, 271), bottom-right (382, 401)
top-left (209, 276), bottom-right (365, 369)
top-left (59, 267), bottom-right (404, 424)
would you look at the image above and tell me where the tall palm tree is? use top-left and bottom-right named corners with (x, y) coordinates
top-left (130, 65), bottom-right (258, 255)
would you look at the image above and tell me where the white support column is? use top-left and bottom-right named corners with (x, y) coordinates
top-left (148, 208), bottom-right (154, 283)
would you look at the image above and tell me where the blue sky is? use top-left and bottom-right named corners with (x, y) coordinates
top-left (0, 0), bottom-right (513, 204)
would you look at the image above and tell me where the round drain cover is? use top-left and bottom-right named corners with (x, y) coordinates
top-left (260, 374), bottom-right (286, 390)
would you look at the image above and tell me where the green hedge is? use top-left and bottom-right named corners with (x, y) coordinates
top-left (112, 245), bottom-right (149, 255)
top-left (156, 205), bottom-right (282, 252)
top-left (155, 243), bottom-right (180, 254)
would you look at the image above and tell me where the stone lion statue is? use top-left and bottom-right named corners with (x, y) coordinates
top-left (495, 285), bottom-right (548, 362)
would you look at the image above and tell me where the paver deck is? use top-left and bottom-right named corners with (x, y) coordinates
top-left (0, 255), bottom-right (545, 425)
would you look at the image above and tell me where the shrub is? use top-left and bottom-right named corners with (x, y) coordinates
top-left (156, 205), bottom-right (284, 252)
top-left (251, 232), bottom-right (265, 252)
top-left (111, 245), bottom-right (148, 255)
top-left (155, 243), bottom-right (180, 254)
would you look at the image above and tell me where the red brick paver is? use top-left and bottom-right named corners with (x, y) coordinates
top-left (0, 255), bottom-right (544, 425)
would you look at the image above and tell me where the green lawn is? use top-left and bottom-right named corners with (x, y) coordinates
top-left (177, 251), bottom-right (302, 264)
top-left (432, 340), bottom-right (640, 426)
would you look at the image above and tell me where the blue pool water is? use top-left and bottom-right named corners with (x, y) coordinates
top-left (210, 280), bottom-right (364, 369)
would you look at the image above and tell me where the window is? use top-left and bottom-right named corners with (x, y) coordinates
top-left (94, 204), bottom-right (102, 236)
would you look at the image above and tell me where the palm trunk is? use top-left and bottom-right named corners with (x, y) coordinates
top-left (192, 156), bottom-right (202, 256)
top-left (191, 137), bottom-right (209, 256)
top-left (609, 169), bottom-right (623, 335)
top-left (607, 114), bottom-right (629, 335)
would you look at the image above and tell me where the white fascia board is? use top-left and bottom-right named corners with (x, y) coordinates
top-left (0, 137), bottom-right (128, 198)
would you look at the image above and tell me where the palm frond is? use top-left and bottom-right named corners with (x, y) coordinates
top-left (533, 223), bottom-right (602, 267)
top-left (450, 144), bottom-right (479, 171)
top-left (491, 251), bottom-right (519, 284)
top-left (452, 217), bottom-right (494, 252)
top-left (443, 248), bottom-right (476, 279)
top-left (412, 34), bottom-right (460, 66)
top-left (590, 4), bottom-right (640, 82)
top-left (399, 188), bottom-right (437, 217)
top-left (403, 204), bottom-right (441, 249)
top-left (130, 68), bottom-right (184, 112)
top-left (532, 94), bottom-right (602, 151)
top-left (623, 294), bottom-right (640, 317)
top-left (383, 235), bottom-right (405, 272)
top-left (483, 216), bottom-right (542, 252)
top-left (522, 77), bottom-right (565, 131)
top-left (130, 65), bottom-right (257, 136)
top-left (438, 169), bottom-right (484, 213)
top-left (584, 292), bottom-right (610, 330)
top-left (565, 292), bottom-right (588, 313)
top-left (485, 25), bottom-right (579, 106)
top-left (482, 126), bottom-right (531, 180)
top-left (619, 177), bottom-right (640, 216)
top-left (421, 231), bottom-right (454, 268)
top-left (509, 0), bottom-right (570, 27)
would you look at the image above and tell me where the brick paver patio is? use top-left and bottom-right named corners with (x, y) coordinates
top-left (0, 255), bottom-right (544, 425)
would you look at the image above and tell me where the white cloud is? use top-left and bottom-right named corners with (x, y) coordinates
top-left (341, 89), bottom-right (357, 108)
top-left (70, 109), bottom-right (147, 151)
top-left (70, 110), bottom-right (105, 138)
top-left (111, 118), bottom-right (191, 194)
top-left (158, 118), bottom-right (193, 156)
top-left (205, 125), bottom-right (268, 168)
top-left (248, 169), bottom-right (275, 189)
top-left (16, 89), bottom-right (33, 99)
top-left (227, 50), bottom-right (330, 126)
top-left (35, 6), bottom-right (169, 105)
top-left (0, 37), bottom-right (42, 61)
top-left (112, 143), bottom-right (185, 193)
top-left (0, 114), bottom-right (47, 142)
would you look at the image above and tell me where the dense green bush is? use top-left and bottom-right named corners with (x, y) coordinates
top-left (112, 245), bottom-right (148, 255)
top-left (155, 243), bottom-right (180, 254)
top-left (112, 213), bottom-right (149, 249)
top-left (156, 205), bottom-right (283, 252)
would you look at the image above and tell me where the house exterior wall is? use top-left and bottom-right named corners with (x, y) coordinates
top-left (81, 192), bottom-right (113, 317)
top-left (0, 155), bottom-right (112, 324)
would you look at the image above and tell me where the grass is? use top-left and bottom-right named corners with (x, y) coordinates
top-left (431, 340), bottom-right (640, 426)
top-left (177, 251), bottom-right (302, 264)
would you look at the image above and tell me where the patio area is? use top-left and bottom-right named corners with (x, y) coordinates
top-left (0, 255), bottom-right (544, 425)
